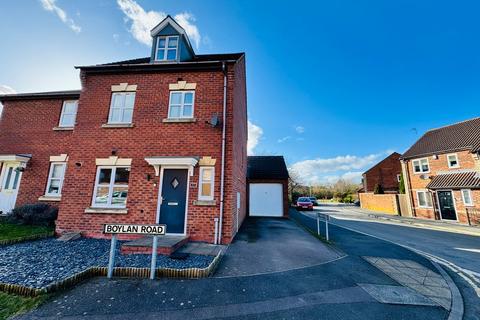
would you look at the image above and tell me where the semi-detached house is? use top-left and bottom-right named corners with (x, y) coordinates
top-left (0, 16), bottom-right (247, 245)
top-left (400, 117), bottom-right (480, 224)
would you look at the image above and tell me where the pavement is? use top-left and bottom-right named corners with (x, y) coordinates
top-left (16, 215), bottom-right (452, 320)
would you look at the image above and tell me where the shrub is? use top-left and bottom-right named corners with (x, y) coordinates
top-left (373, 184), bottom-right (384, 194)
top-left (11, 203), bottom-right (58, 227)
top-left (398, 174), bottom-right (405, 194)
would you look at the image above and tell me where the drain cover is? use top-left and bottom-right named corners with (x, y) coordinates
top-left (358, 283), bottom-right (438, 306)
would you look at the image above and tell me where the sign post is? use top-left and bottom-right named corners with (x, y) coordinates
top-left (103, 223), bottom-right (166, 280)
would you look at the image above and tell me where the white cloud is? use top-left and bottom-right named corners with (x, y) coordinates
top-left (0, 85), bottom-right (15, 119)
top-left (247, 121), bottom-right (263, 155)
top-left (295, 126), bottom-right (305, 134)
top-left (116, 0), bottom-right (201, 48)
top-left (290, 151), bottom-right (390, 185)
top-left (277, 136), bottom-right (291, 143)
top-left (39, 0), bottom-right (81, 33)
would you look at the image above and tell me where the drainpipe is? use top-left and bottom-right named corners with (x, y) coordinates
top-left (218, 61), bottom-right (227, 244)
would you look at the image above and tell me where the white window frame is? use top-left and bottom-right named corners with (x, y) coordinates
top-left (92, 166), bottom-right (130, 208)
top-left (108, 92), bottom-right (136, 124)
top-left (155, 35), bottom-right (179, 61)
top-left (397, 174), bottom-right (401, 182)
top-left (168, 91), bottom-right (195, 119)
top-left (447, 153), bottom-right (460, 168)
top-left (461, 189), bottom-right (474, 206)
top-left (198, 167), bottom-right (214, 201)
top-left (416, 190), bottom-right (433, 208)
top-left (412, 158), bottom-right (430, 174)
top-left (59, 100), bottom-right (78, 127)
top-left (45, 162), bottom-right (67, 197)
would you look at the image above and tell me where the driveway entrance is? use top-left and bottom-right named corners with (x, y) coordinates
top-left (215, 217), bottom-right (343, 277)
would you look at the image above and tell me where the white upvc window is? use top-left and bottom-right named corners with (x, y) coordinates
top-left (198, 167), bottom-right (214, 201)
top-left (397, 174), bottom-right (402, 182)
top-left (59, 100), bottom-right (78, 127)
top-left (168, 91), bottom-right (194, 119)
top-left (416, 190), bottom-right (433, 208)
top-left (412, 158), bottom-right (430, 174)
top-left (156, 36), bottom-right (179, 61)
top-left (92, 166), bottom-right (130, 208)
top-left (45, 162), bottom-right (67, 196)
top-left (447, 153), bottom-right (460, 168)
top-left (108, 92), bottom-right (136, 124)
top-left (461, 189), bottom-right (474, 206)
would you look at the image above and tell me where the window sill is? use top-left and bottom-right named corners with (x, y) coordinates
top-left (101, 123), bottom-right (135, 129)
top-left (193, 200), bottom-right (216, 206)
top-left (84, 207), bottom-right (128, 214)
top-left (162, 118), bottom-right (196, 123)
top-left (53, 126), bottom-right (74, 131)
top-left (38, 195), bottom-right (61, 202)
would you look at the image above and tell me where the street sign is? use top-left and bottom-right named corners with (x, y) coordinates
top-left (103, 223), bottom-right (166, 280)
top-left (103, 223), bottom-right (166, 235)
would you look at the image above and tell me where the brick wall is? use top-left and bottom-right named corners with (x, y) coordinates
top-left (0, 61), bottom-right (247, 244)
top-left (363, 153), bottom-right (401, 193)
top-left (359, 193), bottom-right (399, 215)
top-left (405, 150), bottom-right (480, 223)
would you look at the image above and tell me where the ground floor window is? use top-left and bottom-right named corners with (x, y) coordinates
top-left (416, 190), bottom-right (433, 208)
top-left (461, 189), bottom-right (473, 206)
top-left (92, 166), bottom-right (130, 207)
top-left (198, 167), bottom-right (214, 201)
top-left (46, 162), bottom-right (66, 196)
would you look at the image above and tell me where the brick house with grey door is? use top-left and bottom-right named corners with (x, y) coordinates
top-left (0, 16), bottom-right (247, 245)
top-left (400, 117), bottom-right (480, 224)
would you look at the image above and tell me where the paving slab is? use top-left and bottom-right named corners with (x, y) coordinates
top-left (358, 283), bottom-right (438, 306)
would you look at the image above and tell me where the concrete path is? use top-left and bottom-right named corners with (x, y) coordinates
top-left (215, 217), bottom-right (343, 277)
top-left (16, 217), bottom-right (449, 320)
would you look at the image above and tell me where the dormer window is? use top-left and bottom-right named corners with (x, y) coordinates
top-left (156, 36), bottom-right (178, 61)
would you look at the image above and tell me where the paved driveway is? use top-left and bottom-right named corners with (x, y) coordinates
top-left (215, 217), bottom-right (343, 277)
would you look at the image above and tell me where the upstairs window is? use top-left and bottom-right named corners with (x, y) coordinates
top-left (447, 154), bottom-right (460, 168)
top-left (46, 163), bottom-right (66, 196)
top-left (108, 92), bottom-right (135, 124)
top-left (92, 166), bottom-right (130, 208)
top-left (59, 100), bottom-right (78, 127)
top-left (412, 158), bottom-right (429, 173)
top-left (156, 36), bottom-right (178, 61)
top-left (168, 91), bottom-right (194, 119)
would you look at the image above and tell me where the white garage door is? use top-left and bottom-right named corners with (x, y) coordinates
top-left (249, 183), bottom-right (283, 217)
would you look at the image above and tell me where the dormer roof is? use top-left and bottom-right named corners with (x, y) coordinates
top-left (150, 15), bottom-right (195, 57)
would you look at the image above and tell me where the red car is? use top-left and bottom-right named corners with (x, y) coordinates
top-left (296, 197), bottom-right (313, 210)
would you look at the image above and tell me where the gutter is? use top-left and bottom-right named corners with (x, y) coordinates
top-left (217, 61), bottom-right (228, 244)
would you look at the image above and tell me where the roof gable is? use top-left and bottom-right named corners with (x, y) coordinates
top-left (149, 15), bottom-right (194, 62)
top-left (363, 152), bottom-right (401, 175)
top-left (401, 117), bottom-right (480, 159)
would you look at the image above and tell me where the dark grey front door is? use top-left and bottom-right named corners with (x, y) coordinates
top-left (437, 190), bottom-right (457, 220)
top-left (159, 169), bottom-right (188, 234)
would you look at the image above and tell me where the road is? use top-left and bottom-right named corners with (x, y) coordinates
top-left (309, 203), bottom-right (480, 319)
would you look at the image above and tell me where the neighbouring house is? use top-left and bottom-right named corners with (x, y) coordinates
top-left (247, 156), bottom-right (289, 218)
top-left (400, 117), bottom-right (480, 224)
top-left (361, 152), bottom-right (402, 193)
top-left (0, 16), bottom-right (247, 245)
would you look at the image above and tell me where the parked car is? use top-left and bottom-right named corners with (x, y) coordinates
top-left (308, 197), bottom-right (319, 206)
top-left (296, 197), bottom-right (314, 211)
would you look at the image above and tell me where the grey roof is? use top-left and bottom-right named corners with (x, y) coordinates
top-left (0, 90), bottom-right (81, 101)
top-left (247, 156), bottom-right (289, 180)
top-left (426, 170), bottom-right (480, 189)
top-left (77, 53), bottom-right (245, 70)
top-left (401, 117), bottom-right (480, 160)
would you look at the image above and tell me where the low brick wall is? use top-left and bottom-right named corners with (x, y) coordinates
top-left (359, 193), bottom-right (399, 215)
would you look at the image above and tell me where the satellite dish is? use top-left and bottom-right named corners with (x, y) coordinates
top-left (209, 114), bottom-right (220, 127)
top-left (420, 174), bottom-right (429, 180)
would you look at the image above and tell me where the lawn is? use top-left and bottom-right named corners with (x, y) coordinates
top-left (0, 292), bottom-right (48, 320)
top-left (0, 223), bottom-right (54, 242)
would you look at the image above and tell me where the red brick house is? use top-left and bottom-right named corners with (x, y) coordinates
top-left (361, 152), bottom-right (402, 193)
top-left (0, 16), bottom-right (247, 244)
top-left (400, 117), bottom-right (480, 224)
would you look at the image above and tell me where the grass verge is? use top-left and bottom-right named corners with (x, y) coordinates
top-left (0, 223), bottom-right (53, 242)
top-left (0, 292), bottom-right (48, 320)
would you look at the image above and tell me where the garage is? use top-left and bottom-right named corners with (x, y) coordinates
top-left (247, 156), bottom-right (289, 217)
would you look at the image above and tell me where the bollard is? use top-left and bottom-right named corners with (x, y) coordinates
top-left (325, 215), bottom-right (329, 241)
top-left (317, 213), bottom-right (320, 236)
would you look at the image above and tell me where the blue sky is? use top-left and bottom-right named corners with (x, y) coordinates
top-left (1, 0), bottom-right (479, 185)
